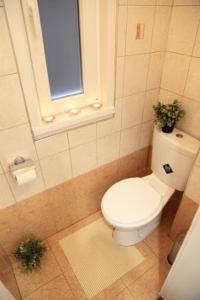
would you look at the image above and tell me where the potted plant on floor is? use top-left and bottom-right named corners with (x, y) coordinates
top-left (153, 100), bottom-right (185, 133)
top-left (14, 238), bottom-right (47, 272)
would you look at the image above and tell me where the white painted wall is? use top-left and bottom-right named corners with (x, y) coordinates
top-left (0, 281), bottom-right (15, 300)
top-left (161, 207), bottom-right (200, 300)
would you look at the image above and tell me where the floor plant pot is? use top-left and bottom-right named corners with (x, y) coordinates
top-left (162, 124), bottom-right (175, 133)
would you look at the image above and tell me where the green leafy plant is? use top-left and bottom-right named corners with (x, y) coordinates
top-left (14, 239), bottom-right (47, 272)
top-left (153, 100), bottom-right (185, 132)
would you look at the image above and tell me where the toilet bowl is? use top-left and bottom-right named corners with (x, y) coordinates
top-left (101, 173), bottom-right (174, 246)
top-left (101, 128), bottom-right (200, 246)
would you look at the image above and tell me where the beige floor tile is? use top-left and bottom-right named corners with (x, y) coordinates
top-left (144, 216), bottom-right (174, 263)
top-left (121, 242), bottom-right (158, 287)
top-left (128, 263), bottom-right (169, 300)
top-left (23, 275), bottom-right (76, 300)
top-left (3, 210), bottom-right (173, 300)
top-left (11, 245), bottom-right (61, 298)
top-left (0, 204), bottom-right (31, 255)
top-left (0, 268), bottom-right (21, 300)
top-left (112, 288), bottom-right (135, 300)
top-left (92, 279), bottom-right (125, 300)
top-left (48, 213), bottom-right (127, 300)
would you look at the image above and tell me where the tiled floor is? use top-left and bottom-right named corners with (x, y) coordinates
top-left (9, 211), bottom-right (173, 300)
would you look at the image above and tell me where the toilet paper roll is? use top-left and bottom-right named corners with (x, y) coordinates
top-left (15, 169), bottom-right (36, 185)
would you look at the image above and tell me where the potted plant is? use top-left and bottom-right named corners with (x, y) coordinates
top-left (14, 238), bottom-right (47, 272)
top-left (153, 100), bottom-right (185, 133)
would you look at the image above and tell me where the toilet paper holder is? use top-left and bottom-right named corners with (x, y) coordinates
top-left (9, 156), bottom-right (36, 178)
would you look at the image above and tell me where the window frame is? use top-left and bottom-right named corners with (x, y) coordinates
top-left (4, 0), bottom-right (117, 139)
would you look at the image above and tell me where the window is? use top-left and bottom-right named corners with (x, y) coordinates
top-left (5, 0), bottom-right (116, 139)
top-left (38, 0), bottom-right (84, 100)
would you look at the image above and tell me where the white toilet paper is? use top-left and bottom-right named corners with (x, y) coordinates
top-left (15, 169), bottom-right (36, 185)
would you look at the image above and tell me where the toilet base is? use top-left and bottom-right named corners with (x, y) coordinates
top-left (112, 213), bottom-right (162, 246)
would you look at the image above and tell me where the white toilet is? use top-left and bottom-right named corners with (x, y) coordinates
top-left (101, 128), bottom-right (200, 246)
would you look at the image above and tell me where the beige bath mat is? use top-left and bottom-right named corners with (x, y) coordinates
top-left (59, 218), bottom-right (144, 298)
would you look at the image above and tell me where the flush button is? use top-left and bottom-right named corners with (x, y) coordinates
top-left (176, 133), bottom-right (183, 138)
top-left (163, 164), bottom-right (173, 174)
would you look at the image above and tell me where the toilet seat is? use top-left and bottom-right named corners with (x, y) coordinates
top-left (101, 178), bottom-right (163, 228)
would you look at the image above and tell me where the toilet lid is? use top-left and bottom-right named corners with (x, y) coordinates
top-left (101, 178), bottom-right (162, 226)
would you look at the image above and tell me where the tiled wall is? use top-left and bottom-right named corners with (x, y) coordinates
top-left (0, 1), bottom-right (172, 208)
top-left (160, 0), bottom-right (200, 203)
top-left (185, 151), bottom-right (200, 205)
top-left (159, 0), bottom-right (200, 140)
top-left (162, 0), bottom-right (200, 239)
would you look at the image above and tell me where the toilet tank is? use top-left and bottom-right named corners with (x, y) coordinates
top-left (151, 128), bottom-right (200, 191)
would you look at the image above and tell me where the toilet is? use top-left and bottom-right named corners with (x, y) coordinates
top-left (101, 128), bottom-right (200, 246)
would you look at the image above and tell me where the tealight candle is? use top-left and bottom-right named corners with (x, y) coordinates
top-left (42, 115), bottom-right (55, 123)
top-left (68, 108), bottom-right (81, 115)
top-left (90, 102), bottom-right (102, 110)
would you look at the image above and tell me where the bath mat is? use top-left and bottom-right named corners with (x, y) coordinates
top-left (59, 218), bottom-right (144, 298)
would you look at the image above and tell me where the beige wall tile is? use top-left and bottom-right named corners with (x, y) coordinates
top-left (139, 121), bottom-right (154, 149)
top-left (0, 174), bottom-right (15, 208)
top-left (151, 6), bottom-right (171, 52)
top-left (0, 74), bottom-right (27, 129)
top-left (193, 26), bottom-right (200, 57)
top-left (97, 132), bottom-right (120, 166)
top-left (119, 0), bottom-right (127, 4)
top-left (156, 0), bottom-right (173, 4)
top-left (184, 57), bottom-right (200, 102)
top-left (0, 124), bottom-right (37, 170)
top-left (143, 89), bottom-right (159, 122)
top-left (6, 162), bottom-right (44, 202)
top-left (120, 125), bottom-right (141, 156)
top-left (68, 124), bottom-right (96, 148)
top-left (70, 141), bottom-right (97, 176)
top-left (147, 52), bottom-right (165, 90)
top-left (167, 7), bottom-right (200, 55)
top-left (124, 54), bottom-right (149, 96)
top-left (128, 0), bottom-right (156, 4)
top-left (159, 88), bottom-right (182, 104)
top-left (117, 6), bottom-right (127, 57)
top-left (116, 57), bottom-right (125, 99)
top-left (40, 151), bottom-right (72, 189)
top-left (122, 93), bottom-right (145, 129)
top-left (97, 100), bottom-right (122, 138)
top-left (185, 166), bottom-right (200, 204)
top-left (161, 52), bottom-right (190, 94)
top-left (0, 8), bottom-right (16, 76)
top-left (173, 0), bottom-right (200, 5)
top-left (177, 97), bottom-right (200, 139)
top-left (126, 6), bottom-right (155, 55)
top-left (35, 132), bottom-right (69, 159)
top-left (0, 164), bottom-right (3, 174)
top-left (118, 148), bottom-right (149, 179)
top-left (195, 151), bottom-right (200, 167)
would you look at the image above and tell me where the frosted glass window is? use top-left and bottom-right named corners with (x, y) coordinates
top-left (38, 0), bottom-right (83, 100)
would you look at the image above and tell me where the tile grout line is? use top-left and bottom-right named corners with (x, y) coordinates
top-left (181, 19), bottom-right (200, 98)
top-left (138, 3), bottom-right (157, 150)
top-left (44, 239), bottom-right (78, 300)
top-left (159, 1), bottom-right (174, 97)
top-left (118, 3), bottom-right (128, 159)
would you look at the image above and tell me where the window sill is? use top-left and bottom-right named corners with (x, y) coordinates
top-left (33, 105), bottom-right (115, 140)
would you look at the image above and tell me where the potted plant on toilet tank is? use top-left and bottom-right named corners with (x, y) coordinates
top-left (153, 100), bottom-right (185, 133)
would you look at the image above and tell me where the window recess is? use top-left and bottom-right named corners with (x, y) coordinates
top-left (5, 0), bottom-right (117, 139)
